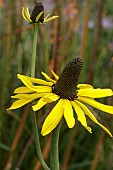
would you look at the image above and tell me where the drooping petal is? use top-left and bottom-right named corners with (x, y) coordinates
top-left (71, 101), bottom-right (87, 126)
top-left (44, 16), bottom-right (59, 23)
top-left (32, 98), bottom-right (47, 111)
top-left (33, 86), bottom-right (52, 93)
top-left (35, 11), bottom-right (44, 22)
top-left (25, 6), bottom-right (32, 22)
top-left (22, 6), bottom-right (32, 23)
top-left (77, 84), bottom-right (93, 89)
top-left (78, 88), bottom-right (113, 98)
top-left (63, 99), bottom-right (75, 128)
top-left (84, 126), bottom-right (92, 133)
top-left (71, 101), bottom-right (92, 133)
top-left (14, 87), bottom-right (34, 93)
top-left (11, 93), bottom-right (46, 100)
top-left (32, 93), bottom-right (59, 111)
top-left (76, 100), bottom-right (112, 137)
top-left (7, 99), bottom-right (32, 110)
top-left (42, 93), bottom-right (60, 103)
top-left (51, 70), bottom-right (59, 80)
top-left (41, 99), bottom-right (64, 136)
top-left (17, 75), bottom-right (52, 93)
top-left (44, 14), bottom-right (50, 20)
top-left (78, 96), bottom-right (113, 114)
top-left (29, 77), bottom-right (53, 86)
top-left (17, 74), bottom-right (33, 89)
top-left (22, 7), bottom-right (30, 22)
top-left (41, 72), bottom-right (56, 83)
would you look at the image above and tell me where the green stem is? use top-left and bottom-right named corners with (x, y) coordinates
top-left (31, 24), bottom-right (38, 78)
top-left (32, 111), bottom-right (50, 170)
top-left (50, 124), bottom-right (60, 170)
top-left (31, 24), bottom-right (50, 170)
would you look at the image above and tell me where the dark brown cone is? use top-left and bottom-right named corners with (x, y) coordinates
top-left (30, 3), bottom-right (44, 23)
top-left (52, 57), bottom-right (82, 100)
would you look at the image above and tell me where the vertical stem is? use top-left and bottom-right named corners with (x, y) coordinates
top-left (50, 124), bottom-right (60, 170)
top-left (31, 24), bottom-right (50, 170)
top-left (32, 111), bottom-right (50, 170)
top-left (31, 24), bottom-right (38, 78)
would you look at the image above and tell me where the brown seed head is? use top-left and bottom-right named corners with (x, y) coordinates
top-left (52, 57), bottom-right (82, 100)
top-left (30, 3), bottom-right (44, 23)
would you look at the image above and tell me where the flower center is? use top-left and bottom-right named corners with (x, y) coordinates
top-left (52, 57), bottom-right (82, 100)
top-left (30, 3), bottom-right (44, 23)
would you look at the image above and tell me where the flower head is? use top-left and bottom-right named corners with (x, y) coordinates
top-left (22, 2), bottom-right (58, 24)
top-left (8, 58), bottom-right (113, 136)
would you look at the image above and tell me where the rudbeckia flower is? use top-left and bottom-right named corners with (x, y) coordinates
top-left (22, 2), bottom-right (58, 24)
top-left (8, 58), bottom-right (113, 136)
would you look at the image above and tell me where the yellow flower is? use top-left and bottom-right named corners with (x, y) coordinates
top-left (8, 58), bottom-right (113, 137)
top-left (22, 2), bottom-right (58, 24)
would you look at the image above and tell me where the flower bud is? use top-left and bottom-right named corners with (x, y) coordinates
top-left (30, 3), bottom-right (44, 23)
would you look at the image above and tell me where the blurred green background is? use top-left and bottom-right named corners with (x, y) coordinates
top-left (0, 0), bottom-right (113, 169)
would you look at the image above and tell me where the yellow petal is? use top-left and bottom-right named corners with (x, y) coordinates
top-left (17, 74), bottom-right (33, 90)
top-left (78, 96), bottom-right (113, 114)
top-left (84, 126), bottom-right (92, 133)
top-left (78, 88), bottom-right (113, 98)
top-left (77, 84), bottom-right (93, 89)
top-left (44, 14), bottom-right (50, 20)
top-left (14, 87), bottom-right (34, 93)
top-left (43, 93), bottom-right (59, 103)
top-left (41, 99), bottom-right (64, 136)
top-left (32, 98), bottom-right (47, 111)
top-left (51, 70), bottom-right (59, 80)
top-left (22, 6), bottom-right (32, 23)
top-left (32, 93), bottom-right (58, 111)
top-left (11, 93), bottom-right (45, 100)
top-left (29, 77), bottom-right (53, 86)
top-left (44, 16), bottom-right (59, 23)
top-left (7, 99), bottom-right (32, 110)
top-left (63, 99), bottom-right (75, 128)
top-left (18, 74), bottom-right (53, 93)
top-left (26, 6), bottom-right (31, 20)
top-left (41, 72), bottom-right (56, 83)
top-left (35, 11), bottom-right (44, 22)
top-left (15, 85), bottom-right (52, 94)
top-left (71, 101), bottom-right (87, 126)
top-left (76, 100), bottom-right (112, 137)
top-left (22, 7), bottom-right (29, 22)
top-left (33, 86), bottom-right (52, 93)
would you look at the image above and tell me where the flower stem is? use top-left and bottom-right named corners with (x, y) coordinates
top-left (32, 111), bottom-right (50, 170)
top-left (31, 24), bottom-right (38, 78)
top-left (50, 124), bottom-right (60, 170)
top-left (31, 24), bottom-right (50, 170)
